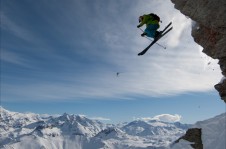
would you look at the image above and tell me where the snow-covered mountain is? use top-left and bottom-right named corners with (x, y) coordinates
top-left (0, 107), bottom-right (44, 133)
top-left (0, 107), bottom-right (188, 149)
top-left (1, 107), bottom-right (225, 149)
top-left (122, 120), bottom-right (189, 136)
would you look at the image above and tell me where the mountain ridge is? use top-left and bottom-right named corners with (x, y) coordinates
top-left (0, 107), bottom-right (189, 149)
top-left (1, 107), bottom-right (225, 149)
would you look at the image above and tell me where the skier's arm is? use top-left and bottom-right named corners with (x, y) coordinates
top-left (137, 15), bottom-right (147, 28)
top-left (137, 18), bottom-right (145, 28)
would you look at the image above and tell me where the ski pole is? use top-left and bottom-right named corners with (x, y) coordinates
top-left (138, 28), bottom-right (166, 49)
top-left (144, 36), bottom-right (166, 49)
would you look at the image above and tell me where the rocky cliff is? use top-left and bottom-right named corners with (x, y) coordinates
top-left (171, 0), bottom-right (226, 103)
top-left (175, 128), bottom-right (203, 149)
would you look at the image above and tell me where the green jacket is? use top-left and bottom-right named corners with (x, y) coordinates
top-left (138, 14), bottom-right (160, 28)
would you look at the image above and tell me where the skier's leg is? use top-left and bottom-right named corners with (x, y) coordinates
top-left (145, 24), bottom-right (159, 38)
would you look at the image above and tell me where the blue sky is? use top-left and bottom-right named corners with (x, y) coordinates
top-left (1, 0), bottom-right (225, 124)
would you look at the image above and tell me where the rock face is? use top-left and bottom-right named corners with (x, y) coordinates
top-left (171, 0), bottom-right (226, 102)
top-left (175, 128), bottom-right (203, 149)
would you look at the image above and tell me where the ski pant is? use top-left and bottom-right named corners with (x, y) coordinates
top-left (144, 24), bottom-right (159, 38)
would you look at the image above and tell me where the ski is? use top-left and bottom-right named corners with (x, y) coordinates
top-left (138, 22), bottom-right (173, 56)
top-left (159, 22), bottom-right (172, 35)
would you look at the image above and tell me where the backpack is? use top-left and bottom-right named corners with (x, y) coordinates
top-left (149, 13), bottom-right (160, 22)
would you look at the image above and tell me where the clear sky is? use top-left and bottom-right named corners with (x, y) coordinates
top-left (1, 0), bottom-right (225, 124)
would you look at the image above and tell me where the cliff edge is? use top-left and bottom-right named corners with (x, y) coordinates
top-left (171, 0), bottom-right (226, 102)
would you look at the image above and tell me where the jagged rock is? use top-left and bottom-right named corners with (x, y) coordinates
top-left (218, 58), bottom-right (226, 76)
top-left (175, 128), bottom-right (203, 149)
top-left (171, 0), bottom-right (226, 102)
top-left (214, 77), bottom-right (226, 101)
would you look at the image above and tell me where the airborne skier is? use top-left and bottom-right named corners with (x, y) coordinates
top-left (137, 13), bottom-right (173, 56)
top-left (137, 13), bottom-right (161, 38)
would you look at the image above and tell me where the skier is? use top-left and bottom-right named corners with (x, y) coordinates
top-left (137, 13), bottom-right (161, 38)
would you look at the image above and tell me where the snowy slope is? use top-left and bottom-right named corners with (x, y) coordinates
top-left (170, 113), bottom-right (226, 149)
top-left (194, 113), bottom-right (226, 149)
